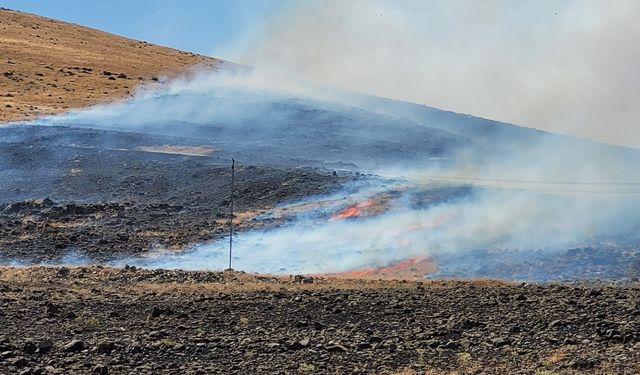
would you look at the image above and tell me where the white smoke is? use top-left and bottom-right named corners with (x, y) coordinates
top-left (27, 68), bottom-right (640, 279)
top-left (232, 0), bottom-right (640, 149)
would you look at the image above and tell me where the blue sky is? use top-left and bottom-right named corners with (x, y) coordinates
top-left (0, 0), bottom-right (287, 58)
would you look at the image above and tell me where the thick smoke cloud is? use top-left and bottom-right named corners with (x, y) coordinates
top-left (34, 68), bottom-right (640, 279)
top-left (234, 0), bottom-right (640, 148)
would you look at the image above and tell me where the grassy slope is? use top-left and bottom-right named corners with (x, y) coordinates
top-left (0, 8), bottom-right (224, 122)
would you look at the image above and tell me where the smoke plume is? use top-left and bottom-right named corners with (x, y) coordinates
top-left (233, 0), bottom-right (640, 148)
top-left (30, 67), bottom-right (640, 280)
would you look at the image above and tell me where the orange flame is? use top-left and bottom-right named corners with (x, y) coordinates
top-left (329, 198), bottom-right (387, 221)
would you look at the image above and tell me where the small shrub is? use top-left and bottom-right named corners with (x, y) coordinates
top-left (74, 315), bottom-right (100, 330)
top-left (239, 316), bottom-right (250, 327)
top-left (298, 363), bottom-right (315, 373)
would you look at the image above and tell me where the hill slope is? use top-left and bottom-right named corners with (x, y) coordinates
top-left (0, 8), bottom-right (223, 122)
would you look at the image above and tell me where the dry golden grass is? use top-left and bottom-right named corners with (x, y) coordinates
top-left (0, 8), bottom-right (225, 122)
top-left (0, 265), bottom-right (517, 296)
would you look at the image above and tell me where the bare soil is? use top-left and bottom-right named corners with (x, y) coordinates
top-left (1, 267), bottom-right (639, 374)
top-left (0, 8), bottom-right (224, 122)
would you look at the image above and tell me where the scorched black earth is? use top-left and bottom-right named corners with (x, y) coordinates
top-left (0, 125), bottom-right (348, 263)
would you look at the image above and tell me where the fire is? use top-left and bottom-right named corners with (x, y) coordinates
top-left (329, 197), bottom-right (390, 221)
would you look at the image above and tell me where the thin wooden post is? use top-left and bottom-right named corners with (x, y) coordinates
top-left (228, 158), bottom-right (235, 270)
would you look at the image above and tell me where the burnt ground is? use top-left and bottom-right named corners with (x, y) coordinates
top-left (2, 124), bottom-right (640, 374)
top-left (0, 125), bottom-right (348, 263)
top-left (1, 267), bottom-right (640, 375)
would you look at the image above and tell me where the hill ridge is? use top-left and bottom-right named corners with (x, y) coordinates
top-left (0, 8), bottom-right (223, 122)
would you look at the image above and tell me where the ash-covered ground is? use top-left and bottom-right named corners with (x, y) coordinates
top-left (0, 125), bottom-right (348, 263)
top-left (2, 82), bottom-right (640, 374)
top-left (2, 88), bottom-right (640, 279)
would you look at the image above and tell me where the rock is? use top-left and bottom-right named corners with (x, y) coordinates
top-left (150, 306), bottom-right (173, 318)
top-left (587, 289), bottom-right (602, 297)
top-left (96, 341), bottom-right (116, 354)
top-left (22, 341), bottom-right (37, 354)
top-left (357, 342), bottom-right (371, 350)
top-left (442, 340), bottom-right (460, 350)
top-left (62, 339), bottom-right (85, 353)
top-left (570, 357), bottom-right (598, 369)
top-left (549, 319), bottom-right (567, 328)
top-left (45, 302), bottom-right (60, 317)
top-left (286, 338), bottom-right (309, 350)
top-left (368, 336), bottom-right (383, 344)
top-left (92, 365), bottom-right (109, 375)
top-left (12, 356), bottom-right (28, 368)
top-left (313, 321), bottom-right (327, 331)
top-left (37, 340), bottom-right (53, 353)
top-left (147, 331), bottom-right (165, 339)
top-left (492, 337), bottom-right (511, 347)
top-left (325, 344), bottom-right (348, 353)
top-left (57, 267), bottom-right (70, 277)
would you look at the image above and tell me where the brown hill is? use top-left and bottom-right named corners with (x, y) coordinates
top-left (0, 8), bottom-right (224, 122)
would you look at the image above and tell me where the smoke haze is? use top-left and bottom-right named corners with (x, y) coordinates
top-left (233, 0), bottom-right (640, 148)
top-left (29, 68), bottom-right (640, 279)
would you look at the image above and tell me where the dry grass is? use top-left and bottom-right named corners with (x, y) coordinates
top-left (0, 8), bottom-right (225, 122)
top-left (544, 350), bottom-right (568, 366)
top-left (0, 264), bottom-right (518, 294)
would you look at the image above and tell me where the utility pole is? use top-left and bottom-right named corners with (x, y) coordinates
top-left (228, 158), bottom-right (235, 270)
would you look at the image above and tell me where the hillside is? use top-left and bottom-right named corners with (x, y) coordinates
top-left (0, 8), bottom-right (223, 122)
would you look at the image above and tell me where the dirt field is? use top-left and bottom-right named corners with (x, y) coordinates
top-left (1, 267), bottom-right (640, 374)
top-left (0, 8), bottom-right (224, 122)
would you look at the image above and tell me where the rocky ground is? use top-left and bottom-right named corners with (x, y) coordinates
top-left (0, 267), bottom-right (639, 374)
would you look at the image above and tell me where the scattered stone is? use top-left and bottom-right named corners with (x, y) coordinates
top-left (442, 340), bottom-right (460, 350)
top-left (95, 341), bottom-right (116, 354)
top-left (11, 357), bottom-right (28, 368)
top-left (37, 340), bottom-right (53, 353)
top-left (57, 267), bottom-right (70, 277)
top-left (92, 365), bottom-right (108, 375)
top-left (313, 321), bottom-right (327, 331)
top-left (325, 344), bottom-right (348, 353)
top-left (62, 340), bottom-right (85, 353)
top-left (150, 306), bottom-right (173, 318)
top-left (492, 337), bottom-right (511, 347)
top-left (22, 341), bottom-right (36, 355)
